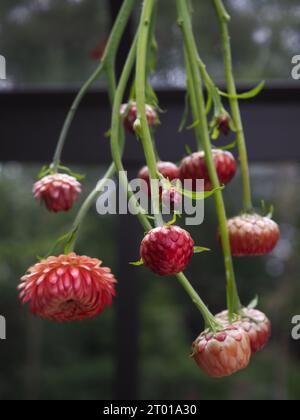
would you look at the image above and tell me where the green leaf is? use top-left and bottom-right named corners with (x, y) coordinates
top-left (217, 140), bottom-right (237, 151)
top-left (185, 145), bottom-right (193, 155)
top-left (211, 126), bottom-right (220, 141)
top-left (105, 129), bottom-right (112, 138)
top-left (187, 120), bottom-right (200, 130)
top-left (261, 200), bottom-right (275, 218)
top-left (178, 185), bottom-right (224, 201)
top-left (41, 231), bottom-right (74, 260)
top-left (63, 228), bottom-right (79, 254)
top-left (58, 164), bottom-right (86, 181)
top-left (179, 92), bottom-right (190, 132)
top-left (205, 89), bottom-right (213, 115)
top-left (130, 259), bottom-right (144, 267)
top-left (37, 164), bottom-right (52, 179)
top-left (219, 81), bottom-right (265, 100)
top-left (145, 83), bottom-right (160, 110)
top-left (247, 296), bottom-right (259, 310)
top-left (194, 246), bottom-right (210, 254)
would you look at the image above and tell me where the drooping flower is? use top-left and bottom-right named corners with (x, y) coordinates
top-left (19, 253), bottom-right (117, 322)
top-left (138, 161), bottom-right (180, 197)
top-left (33, 174), bottom-right (81, 213)
top-left (140, 226), bottom-right (194, 276)
top-left (226, 214), bottom-right (280, 256)
top-left (180, 150), bottom-right (237, 192)
top-left (120, 102), bottom-right (158, 133)
top-left (192, 326), bottom-right (251, 378)
top-left (216, 308), bottom-right (272, 353)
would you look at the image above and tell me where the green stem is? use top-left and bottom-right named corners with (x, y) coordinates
top-left (177, 0), bottom-right (240, 317)
top-left (185, 49), bottom-right (203, 150)
top-left (51, 0), bottom-right (136, 171)
top-left (136, 0), bottom-right (163, 228)
top-left (110, 10), bottom-right (217, 330)
top-left (110, 35), bottom-right (152, 232)
top-left (68, 163), bottom-right (116, 252)
top-left (213, 0), bottom-right (253, 212)
top-left (177, 273), bottom-right (221, 331)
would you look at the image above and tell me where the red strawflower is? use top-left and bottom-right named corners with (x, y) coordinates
top-left (33, 174), bottom-right (81, 213)
top-left (192, 326), bottom-right (251, 378)
top-left (120, 102), bottom-right (158, 133)
top-left (140, 226), bottom-right (194, 276)
top-left (179, 149), bottom-right (237, 192)
top-left (18, 253), bottom-right (116, 322)
top-left (138, 161), bottom-right (180, 197)
top-left (226, 214), bottom-right (280, 256)
top-left (216, 308), bottom-right (271, 353)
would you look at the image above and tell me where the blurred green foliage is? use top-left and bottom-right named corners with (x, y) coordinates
top-left (0, 0), bottom-right (299, 86)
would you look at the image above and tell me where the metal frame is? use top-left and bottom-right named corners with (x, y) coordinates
top-left (1, 85), bottom-right (300, 164)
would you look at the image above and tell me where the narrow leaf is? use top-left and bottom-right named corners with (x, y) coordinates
top-left (179, 185), bottom-right (224, 201)
top-left (205, 89), bottom-right (213, 115)
top-left (248, 295), bottom-right (259, 310)
top-left (185, 145), bottom-right (193, 155)
top-left (218, 140), bottom-right (237, 151)
top-left (194, 246), bottom-right (210, 254)
top-left (179, 92), bottom-right (190, 132)
top-left (219, 81), bottom-right (265, 100)
top-left (130, 259), bottom-right (144, 267)
top-left (187, 120), bottom-right (200, 130)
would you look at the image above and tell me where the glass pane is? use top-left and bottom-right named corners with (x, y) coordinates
top-left (0, 0), bottom-right (298, 88)
top-left (0, 0), bottom-right (109, 88)
top-left (153, 0), bottom-right (300, 86)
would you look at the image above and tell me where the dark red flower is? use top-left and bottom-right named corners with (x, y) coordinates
top-left (140, 226), bottom-right (194, 276)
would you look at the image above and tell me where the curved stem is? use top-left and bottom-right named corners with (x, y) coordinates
top-left (110, 35), bottom-right (152, 232)
top-left (177, 273), bottom-right (221, 332)
top-left (213, 0), bottom-right (253, 212)
top-left (68, 163), bottom-right (116, 252)
top-left (51, 0), bottom-right (136, 171)
top-left (185, 49), bottom-right (203, 150)
top-left (136, 0), bottom-right (163, 227)
top-left (177, 0), bottom-right (240, 317)
top-left (110, 10), bottom-right (217, 329)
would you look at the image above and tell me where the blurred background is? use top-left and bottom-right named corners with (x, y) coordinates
top-left (1, 0), bottom-right (300, 400)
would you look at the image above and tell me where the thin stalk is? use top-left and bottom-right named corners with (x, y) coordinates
top-left (213, 0), bottom-right (253, 212)
top-left (177, 273), bottom-right (221, 331)
top-left (136, 0), bottom-right (164, 228)
top-left (110, 36), bottom-right (152, 232)
top-left (51, 0), bottom-right (136, 171)
top-left (68, 163), bottom-right (116, 252)
top-left (177, 0), bottom-right (240, 317)
top-left (110, 11), bottom-right (218, 329)
top-left (185, 48), bottom-right (203, 150)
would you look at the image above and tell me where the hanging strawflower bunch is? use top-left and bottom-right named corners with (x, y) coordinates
top-left (19, 0), bottom-right (280, 380)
